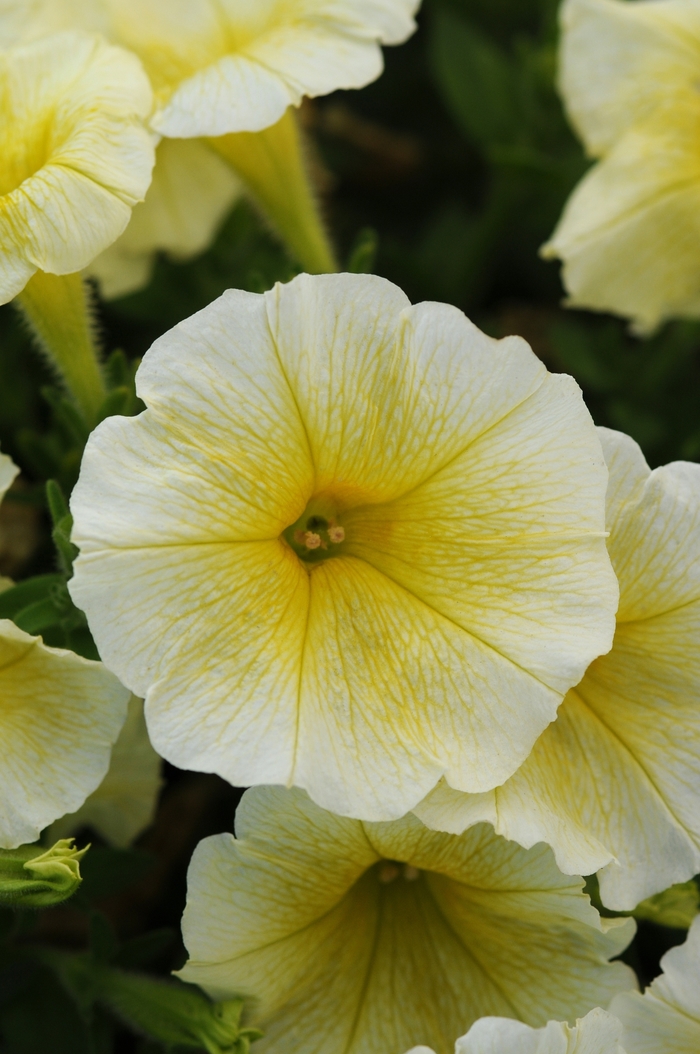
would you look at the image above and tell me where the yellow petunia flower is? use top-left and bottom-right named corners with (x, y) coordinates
top-left (416, 427), bottom-right (700, 911)
top-left (0, 0), bottom-right (420, 275)
top-left (49, 695), bottom-right (163, 848)
top-left (0, 30), bottom-right (154, 306)
top-left (542, 0), bottom-right (700, 334)
top-left (178, 786), bottom-right (636, 1054)
top-left (0, 449), bottom-right (131, 846)
top-left (68, 273), bottom-right (618, 820)
top-left (406, 1008), bottom-right (626, 1054)
top-left (88, 138), bottom-right (242, 300)
top-left (611, 915), bottom-right (700, 1053)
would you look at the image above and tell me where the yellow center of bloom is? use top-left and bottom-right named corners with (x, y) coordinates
top-left (0, 85), bottom-right (52, 197)
top-left (283, 496), bottom-right (347, 564)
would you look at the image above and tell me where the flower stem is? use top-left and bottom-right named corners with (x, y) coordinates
top-left (209, 108), bottom-right (338, 274)
top-left (16, 271), bottom-right (107, 426)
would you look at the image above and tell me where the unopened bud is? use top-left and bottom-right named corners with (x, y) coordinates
top-left (0, 838), bottom-right (86, 908)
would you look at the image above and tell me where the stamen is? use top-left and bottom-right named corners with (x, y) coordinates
top-left (305, 532), bottom-right (322, 550)
top-left (328, 526), bottom-right (345, 544)
top-left (404, 865), bottom-right (420, 881)
top-left (378, 861), bottom-right (401, 884)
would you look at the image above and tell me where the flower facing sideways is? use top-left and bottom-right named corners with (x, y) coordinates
top-left (0, 30), bottom-right (155, 305)
top-left (416, 427), bottom-right (700, 910)
top-left (179, 787), bottom-right (635, 1054)
top-left (0, 0), bottom-right (421, 138)
top-left (69, 273), bottom-right (617, 820)
top-left (611, 915), bottom-right (700, 1053)
top-left (406, 1008), bottom-right (627, 1054)
top-left (543, 0), bottom-right (700, 333)
top-left (0, 447), bottom-right (131, 846)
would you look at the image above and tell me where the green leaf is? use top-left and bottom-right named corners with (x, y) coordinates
top-left (429, 5), bottom-right (517, 149)
top-left (0, 575), bottom-right (65, 621)
top-left (347, 228), bottom-right (379, 274)
top-left (633, 881), bottom-right (700, 930)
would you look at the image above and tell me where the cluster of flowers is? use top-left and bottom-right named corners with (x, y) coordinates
top-left (0, 1), bottom-right (699, 1052)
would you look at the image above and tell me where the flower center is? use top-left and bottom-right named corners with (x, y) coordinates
top-left (377, 860), bottom-right (421, 884)
top-left (283, 499), bottom-right (347, 563)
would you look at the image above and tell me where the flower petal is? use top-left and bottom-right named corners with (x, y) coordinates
top-left (0, 619), bottom-right (130, 847)
top-left (180, 787), bottom-right (636, 1054)
top-left (543, 100), bottom-right (700, 333)
top-left (0, 31), bottom-right (155, 302)
top-left (417, 429), bottom-right (700, 910)
top-left (559, 0), bottom-right (700, 156)
top-left (455, 1009), bottom-right (626, 1054)
top-left (612, 916), bottom-right (700, 1053)
top-left (89, 137), bottom-right (241, 298)
top-left (49, 695), bottom-right (162, 847)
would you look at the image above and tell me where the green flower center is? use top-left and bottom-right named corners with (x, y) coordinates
top-left (284, 500), bottom-right (347, 563)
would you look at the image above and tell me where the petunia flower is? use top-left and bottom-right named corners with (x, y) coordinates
top-left (0, 30), bottom-right (155, 420)
top-left (89, 139), bottom-right (241, 300)
top-left (178, 786), bottom-right (636, 1054)
top-left (542, 0), bottom-right (700, 334)
top-left (0, 0), bottom-right (420, 275)
top-left (49, 696), bottom-right (163, 848)
top-left (406, 1008), bottom-right (627, 1054)
top-left (68, 273), bottom-right (618, 821)
top-left (415, 427), bottom-right (700, 910)
top-left (611, 914), bottom-right (700, 1053)
top-left (0, 30), bottom-right (154, 305)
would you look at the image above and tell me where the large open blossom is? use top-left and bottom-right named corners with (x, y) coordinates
top-left (416, 427), bottom-right (700, 911)
top-left (406, 1008), bottom-right (626, 1054)
top-left (542, 0), bottom-right (700, 333)
top-left (179, 786), bottom-right (635, 1054)
top-left (611, 915), bottom-right (700, 1053)
top-left (0, 0), bottom-right (420, 137)
top-left (89, 139), bottom-right (241, 300)
top-left (0, 30), bottom-right (154, 305)
top-left (69, 273), bottom-right (617, 820)
top-left (49, 696), bottom-right (162, 847)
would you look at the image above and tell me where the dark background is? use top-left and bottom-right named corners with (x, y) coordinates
top-left (0, 1), bottom-right (696, 1049)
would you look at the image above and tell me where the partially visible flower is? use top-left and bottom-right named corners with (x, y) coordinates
top-left (179, 787), bottom-right (635, 1054)
top-left (89, 139), bottom-right (241, 300)
top-left (543, 0), bottom-right (700, 333)
top-left (50, 696), bottom-right (163, 848)
top-left (0, 617), bottom-right (130, 847)
top-left (69, 273), bottom-right (617, 821)
top-left (0, 30), bottom-right (155, 305)
top-left (611, 915), bottom-right (700, 1053)
top-left (0, 0), bottom-right (420, 137)
top-left (416, 427), bottom-right (700, 910)
top-left (0, 0), bottom-right (421, 274)
top-left (406, 1008), bottom-right (626, 1054)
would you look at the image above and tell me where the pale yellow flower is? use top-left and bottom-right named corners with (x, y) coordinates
top-left (49, 696), bottom-right (163, 848)
top-left (543, 0), bottom-right (700, 333)
top-left (0, 618), bottom-right (130, 847)
top-left (416, 427), bottom-right (700, 911)
top-left (0, 452), bottom-right (131, 847)
top-left (406, 1008), bottom-right (627, 1054)
top-left (0, 30), bottom-right (155, 305)
top-left (69, 274), bottom-right (617, 820)
top-left (89, 139), bottom-right (242, 300)
top-left (611, 915), bottom-right (700, 1053)
top-left (179, 786), bottom-right (635, 1054)
top-left (0, 0), bottom-right (420, 137)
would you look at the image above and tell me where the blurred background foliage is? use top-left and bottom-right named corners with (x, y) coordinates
top-left (0, 0), bottom-right (697, 1050)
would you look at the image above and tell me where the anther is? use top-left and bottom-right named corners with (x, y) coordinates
top-left (404, 865), bottom-right (420, 881)
top-left (305, 532), bottom-right (322, 550)
top-left (328, 526), bottom-right (345, 544)
top-left (378, 861), bottom-right (401, 884)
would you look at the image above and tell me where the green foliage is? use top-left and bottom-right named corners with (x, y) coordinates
top-left (0, 840), bottom-right (86, 909)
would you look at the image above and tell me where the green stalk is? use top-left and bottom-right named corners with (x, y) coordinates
top-left (16, 271), bottom-right (107, 426)
top-left (209, 107), bottom-right (338, 274)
